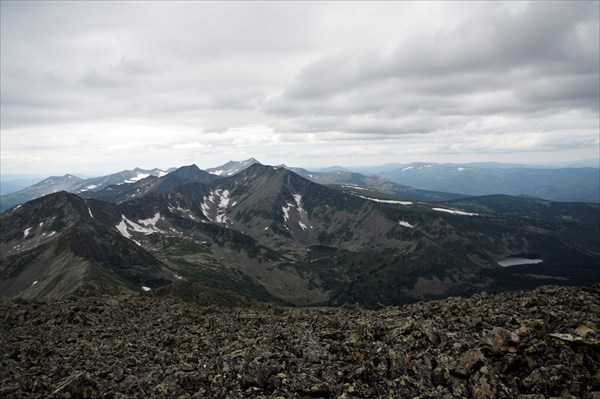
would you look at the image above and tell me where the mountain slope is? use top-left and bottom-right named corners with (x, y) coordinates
top-left (288, 167), bottom-right (466, 202)
top-left (70, 167), bottom-right (172, 194)
top-left (381, 164), bottom-right (600, 202)
top-left (2, 165), bottom-right (599, 306)
top-left (0, 192), bottom-right (175, 299)
top-left (206, 158), bottom-right (261, 176)
top-left (0, 168), bottom-right (170, 213)
top-left (82, 164), bottom-right (220, 203)
top-left (0, 175), bottom-right (83, 212)
top-left (443, 195), bottom-right (600, 226)
top-left (118, 165), bottom-right (600, 305)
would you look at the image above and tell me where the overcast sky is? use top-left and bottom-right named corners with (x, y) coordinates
top-left (1, 1), bottom-right (599, 175)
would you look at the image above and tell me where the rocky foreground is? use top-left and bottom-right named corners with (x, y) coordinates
top-left (1, 285), bottom-right (599, 398)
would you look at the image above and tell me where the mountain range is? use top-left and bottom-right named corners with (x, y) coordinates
top-left (1, 162), bottom-right (598, 306)
top-left (2, 160), bottom-right (599, 213)
top-left (0, 167), bottom-right (173, 212)
top-left (379, 163), bottom-right (600, 203)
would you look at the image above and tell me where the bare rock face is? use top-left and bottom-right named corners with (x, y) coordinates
top-left (1, 285), bottom-right (599, 398)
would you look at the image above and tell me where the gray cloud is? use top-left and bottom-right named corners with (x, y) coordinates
top-left (1, 1), bottom-right (598, 174)
top-left (268, 1), bottom-right (599, 128)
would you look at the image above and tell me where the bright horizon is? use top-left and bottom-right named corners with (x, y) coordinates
top-left (1, 1), bottom-right (599, 176)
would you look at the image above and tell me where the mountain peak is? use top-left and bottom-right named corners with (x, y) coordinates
top-left (43, 174), bottom-right (83, 183)
top-left (168, 164), bottom-right (203, 178)
top-left (207, 158), bottom-right (261, 176)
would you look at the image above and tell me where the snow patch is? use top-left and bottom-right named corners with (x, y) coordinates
top-left (402, 166), bottom-right (414, 172)
top-left (39, 222), bottom-right (44, 227)
top-left (282, 194), bottom-right (310, 231)
top-left (218, 190), bottom-right (230, 209)
top-left (88, 208), bottom-right (94, 218)
top-left (399, 220), bottom-right (414, 228)
top-left (457, 167), bottom-right (466, 172)
top-left (498, 257), bottom-right (543, 267)
top-left (48, 231), bottom-right (56, 237)
top-left (23, 228), bottom-right (31, 238)
top-left (201, 189), bottom-right (231, 223)
top-left (294, 195), bottom-right (308, 219)
top-left (32, 280), bottom-right (38, 286)
top-left (211, 169), bottom-right (224, 176)
top-left (343, 184), bottom-right (368, 191)
top-left (80, 184), bottom-right (98, 192)
top-left (216, 190), bottom-right (230, 223)
top-left (432, 207), bottom-right (478, 216)
top-left (282, 206), bottom-right (290, 222)
top-left (116, 219), bottom-right (132, 238)
top-left (355, 194), bottom-right (412, 205)
top-left (125, 173), bottom-right (150, 183)
top-left (139, 212), bottom-right (160, 227)
top-left (264, 226), bottom-right (269, 231)
top-left (141, 286), bottom-right (151, 292)
top-left (116, 214), bottom-right (162, 238)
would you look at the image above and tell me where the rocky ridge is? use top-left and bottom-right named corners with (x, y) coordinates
top-left (1, 285), bottom-right (599, 398)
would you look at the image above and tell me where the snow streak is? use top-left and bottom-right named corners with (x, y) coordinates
top-left (432, 208), bottom-right (478, 216)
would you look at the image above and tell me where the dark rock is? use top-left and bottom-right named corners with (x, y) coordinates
top-left (1, 285), bottom-right (598, 398)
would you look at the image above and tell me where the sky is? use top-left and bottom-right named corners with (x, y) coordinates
top-left (1, 1), bottom-right (599, 176)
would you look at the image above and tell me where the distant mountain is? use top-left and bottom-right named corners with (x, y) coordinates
top-left (0, 168), bottom-right (171, 212)
top-left (205, 160), bottom-right (464, 202)
top-left (70, 167), bottom-right (173, 194)
top-left (444, 195), bottom-right (600, 226)
top-left (0, 174), bottom-right (84, 212)
top-left (380, 164), bottom-right (600, 203)
top-left (0, 183), bottom-right (19, 196)
top-left (2, 164), bottom-right (598, 305)
top-left (287, 167), bottom-right (466, 202)
top-left (1, 174), bottom-right (52, 193)
top-left (338, 161), bottom-right (600, 175)
top-left (206, 158), bottom-right (261, 176)
top-left (1, 181), bottom-right (30, 196)
top-left (312, 165), bottom-right (351, 173)
top-left (82, 164), bottom-right (220, 203)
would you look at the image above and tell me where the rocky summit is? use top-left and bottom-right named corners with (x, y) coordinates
top-left (1, 285), bottom-right (599, 398)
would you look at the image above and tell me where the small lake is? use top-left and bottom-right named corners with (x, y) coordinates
top-left (497, 257), bottom-right (543, 267)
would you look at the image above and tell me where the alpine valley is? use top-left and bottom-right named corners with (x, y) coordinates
top-left (1, 161), bottom-right (599, 306)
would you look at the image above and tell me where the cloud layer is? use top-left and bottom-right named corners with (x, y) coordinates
top-left (1, 1), bottom-right (598, 174)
